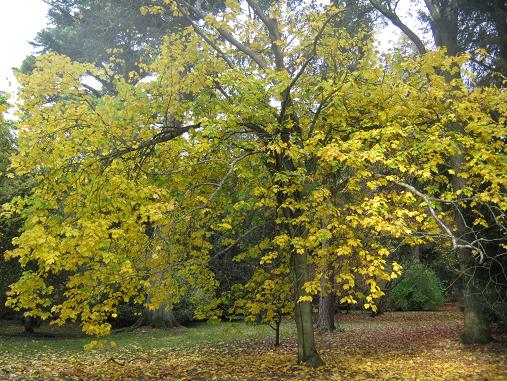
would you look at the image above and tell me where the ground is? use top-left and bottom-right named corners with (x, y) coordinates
top-left (0, 308), bottom-right (505, 380)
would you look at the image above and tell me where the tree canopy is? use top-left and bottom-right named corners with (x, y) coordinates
top-left (2, 0), bottom-right (506, 367)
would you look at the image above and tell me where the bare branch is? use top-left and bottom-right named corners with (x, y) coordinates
top-left (100, 123), bottom-right (199, 163)
top-left (369, 0), bottom-right (427, 55)
top-left (279, 11), bottom-right (341, 123)
top-left (245, 0), bottom-right (284, 69)
top-left (388, 178), bottom-right (486, 263)
top-left (178, 0), bottom-right (268, 69)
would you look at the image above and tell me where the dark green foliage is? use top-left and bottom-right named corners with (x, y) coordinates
top-left (33, 0), bottom-right (225, 89)
top-left (457, 0), bottom-right (507, 83)
top-left (173, 289), bottom-right (210, 324)
top-left (0, 95), bottom-right (24, 318)
top-left (110, 303), bottom-right (144, 329)
top-left (34, 0), bottom-right (173, 83)
top-left (0, 260), bottom-right (21, 319)
top-left (18, 55), bottom-right (36, 75)
top-left (387, 261), bottom-right (445, 311)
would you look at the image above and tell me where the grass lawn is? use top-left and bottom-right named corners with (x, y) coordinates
top-left (0, 319), bottom-right (295, 355)
top-left (0, 310), bottom-right (505, 380)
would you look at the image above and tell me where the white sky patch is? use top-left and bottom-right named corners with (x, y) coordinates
top-left (0, 0), bottom-right (49, 96)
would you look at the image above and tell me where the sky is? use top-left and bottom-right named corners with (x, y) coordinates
top-left (0, 0), bottom-right (49, 95)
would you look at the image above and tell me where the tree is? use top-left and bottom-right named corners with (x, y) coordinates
top-left (370, 0), bottom-right (507, 82)
top-left (6, 0), bottom-right (504, 368)
top-left (0, 94), bottom-right (29, 321)
top-left (32, 0), bottom-right (226, 91)
top-left (229, 265), bottom-right (294, 346)
top-left (369, 0), bottom-right (506, 344)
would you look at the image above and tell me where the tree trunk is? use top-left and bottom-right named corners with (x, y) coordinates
top-left (292, 251), bottom-right (324, 368)
top-left (22, 315), bottom-right (41, 333)
top-left (144, 284), bottom-right (179, 329)
top-left (144, 305), bottom-right (180, 328)
top-left (431, 0), bottom-right (492, 343)
top-left (425, 0), bottom-right (458, 56)
top-left (272, 149), bottom-right (323, 366)
top-left (451, 152), bottom-right (492, 343)
top-left (24, 317), bottom-right (35, 333)
top-left (379, 0), bottom-right (494, 344)
top-left (317, 265), bottom-right (335, 332)
top-left (493, 0), bottom-right (507, 78)
top-left (274, 320), bottom-right (281, 346)
top-left (317, 230), bottom-right (335, 332)
top-left (461, 282), bottom-right (492, 344)
top-left (317, 293), bottom-right (335, 331)
top-left (411, 245), bottom-right (421, 260)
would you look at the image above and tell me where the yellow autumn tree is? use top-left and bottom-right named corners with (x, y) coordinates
top-left (5, 0), bottom-right (505, 367)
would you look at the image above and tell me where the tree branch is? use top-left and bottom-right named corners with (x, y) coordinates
top-left (388, 178), bottom-right (486, 263)
top-left (369, 0), bottom-right (427, 55)
top-left (177, 0), bottom-right (268, 69)
top-left (209, 224), bottom-right (264, 260)
top-left (279, 11), bottom-right (341, 124)
top-left (100, 123), bottom-right (199, 163)
top-left (245, 0), bottom-right (284, 69)
top-left (178, 7), bottom-right (236, 70)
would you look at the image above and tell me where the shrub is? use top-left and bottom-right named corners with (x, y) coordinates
top-left (387, 261), bottom-right (445, 311)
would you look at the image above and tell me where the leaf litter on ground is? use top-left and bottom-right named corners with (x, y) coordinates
top-left (0, 309), bottom-right (505, 380)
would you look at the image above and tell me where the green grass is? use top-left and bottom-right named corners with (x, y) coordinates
top-left (0, 320), bottom-right (297, 355)
top-left (0, 310), bottom-right (457, 356)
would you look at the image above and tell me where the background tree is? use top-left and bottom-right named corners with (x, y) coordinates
top-left (0, 94), bottom-right (31, 324)
top-left (369, 0), bottom-right (507, 344)
top-left (32, 0), bottom-right (225, 91)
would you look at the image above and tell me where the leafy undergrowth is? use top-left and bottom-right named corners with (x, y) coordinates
top-left (0, 310), bottom-right (505, 380)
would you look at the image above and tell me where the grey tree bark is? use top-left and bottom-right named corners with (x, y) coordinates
top-left (317, 269), bottom-right (336, 332)
top-left (317, 293), bottom-right (336, 332)
top-left (292, 251), bottom-right (324, 367)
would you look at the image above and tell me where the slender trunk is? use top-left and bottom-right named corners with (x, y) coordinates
top-left (274, 319), bottom-right (281, 346)
top-left (317, 266), bottom-right (335, 332)
top-left (292, 250), bottom-right (324, 367)
top-left (272, 147), bottom-right (323, 366)
top-left (316, 225), bottom-right (335, 332)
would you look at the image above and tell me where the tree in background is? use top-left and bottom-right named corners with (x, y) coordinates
top-left (387, 260), bottom-right (445, 311)
top-left (30, 0), bottom-right (225, 92)
top-left (369, 0), bottom-right (507, 344)
top-left (0, 94), bottom-right (29, 322)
